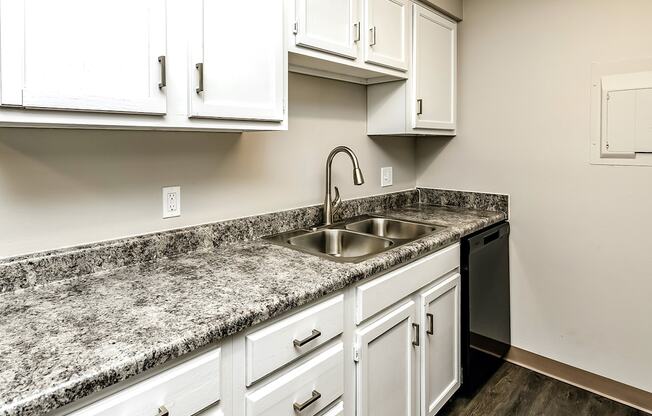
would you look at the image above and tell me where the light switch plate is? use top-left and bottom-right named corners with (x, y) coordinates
top-left (162, 186), bottom-right (181, 218)
top-left (381, 167), bottom-right (393, 187)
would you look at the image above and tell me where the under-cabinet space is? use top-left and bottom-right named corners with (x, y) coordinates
top-left (0, 0), bottom-right (167, 115)
top-left (367, 2), bottom-right (457, 135)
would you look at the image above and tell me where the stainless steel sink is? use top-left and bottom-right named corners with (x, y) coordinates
top-left (265, 214), bottom-right (448, 263)
top-left (345, 217), bottom-right (441, 240)
top-left (288, 229), bottom-right (393, 260)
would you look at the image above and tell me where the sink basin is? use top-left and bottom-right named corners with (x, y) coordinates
top-left (287, 229), bottom-right (393, 260)
top-left (265, 215), bottom-right (447, 263)
top-left (345, 217), bottom-right (440, 240)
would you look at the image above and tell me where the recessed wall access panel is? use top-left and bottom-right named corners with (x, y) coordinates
top-left (592, 61), bottom-right (652, 165)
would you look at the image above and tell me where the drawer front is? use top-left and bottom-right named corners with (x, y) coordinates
top-left (356, 243), bottom-right (460, 324)
top-left (246, 294), bottom-right (344, 385)
top-left (69, 347), bottom-right (221, 416)
top-left (246, 343), bottom-right (344, 416)
top-left (320, 401), bottom-right (344, 416)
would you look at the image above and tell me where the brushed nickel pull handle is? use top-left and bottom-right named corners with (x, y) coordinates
top-left (426, 313), bottom-right (434, 335)
top-left (293, 390), bottom-right (321, 412)
top-left (417, 99), bottom-right (423, 115)
top-left (158, 56), bottom-right (166, 89)
top-left (412, 323), bottom-right (420, 346)
top-left (293, 329), bottom-right (321, 347)
top-left (354, 22), bottom-right (361, 42)
top-left (195, 63), bottom-right (204, 94)
top-left (369, 26), bottom-right (377, 46)
top-left (157, 405), bottom-right (169, 416)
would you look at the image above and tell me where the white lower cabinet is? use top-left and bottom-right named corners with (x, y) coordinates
top-left (419, 273), bottom-right (461, 416)
top-left (67, 348), bottom-right (222, 416)
top-left (63, 244), bottom-right (461, 416)
top-left (245, 343), bottom-right (344, 416)
top-left (354, 300), bottom-right (418, 416)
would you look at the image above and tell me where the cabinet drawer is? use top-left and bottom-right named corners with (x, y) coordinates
top-left (246, 294), bottom-right (343, 385)
top-left (320, 401), bottom-right (344, 416)
top-left (69, 348), bottom-right (221, 416)
top-left (356, 244), bottom-right (460, 324)
top-left (246, 343), bottom-right (344, 416)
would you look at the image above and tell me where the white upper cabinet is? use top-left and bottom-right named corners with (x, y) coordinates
top-left (189, 0), bottom-right (285, 121)
top-left (413, 4), bottom-right (457, 130)
top-left (0, 0), bottom-right (167, 114)
top-left (364, 0), bottom-right (409, 71)
top-left (294, 0), bottom-right (359, 60)
top-left (367, 2), bottom-right (457, 136)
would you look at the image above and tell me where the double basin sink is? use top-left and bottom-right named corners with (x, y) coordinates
top-left (266, 215), bottom-right (447, 263)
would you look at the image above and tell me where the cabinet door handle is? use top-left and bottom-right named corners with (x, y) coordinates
top-left (369, 26), bottom-right (377, 46)
top-left (417, 99), bottom-right (423, 115)
top-left (158, 56), bottom-right (166, 89)
top-left (293, 329), bottom-right (321, 347)
top-left (195, 63), bottom-right (204, 94)
top-left (412, 323), bottom-right (420, 346)
top-left (157, 405), bottom-right (169, 416)
top-left (354, 22), bottom-right (361, 42)
top-left (426, 313), bottom-right (434, 335)
top-left (293, 390), bottom-right (321, 412)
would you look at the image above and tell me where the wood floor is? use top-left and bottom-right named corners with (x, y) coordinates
top-left (439, 362), bottom-right (650, 416)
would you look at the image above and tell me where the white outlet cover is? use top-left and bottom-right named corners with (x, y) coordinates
top-left (381, 167), bottom-right (393, 187)
top-left (162, 186), bottom-right (181, 218)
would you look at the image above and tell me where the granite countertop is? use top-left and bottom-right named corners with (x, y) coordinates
top-left (0, 204), bottom-right (505, 416)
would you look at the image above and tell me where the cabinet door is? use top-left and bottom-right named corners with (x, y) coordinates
top-left (355, 301), bottom-right (417, 416)
top-left (364, 0), bottom-right (409, 71)
top-left (413, 5), bottom-right (457, 130)
top-left (419, 273), bottom-right (461, 416)
top-left (0, 0), bottom-right (167, 114)
top-left (295, 0), bottom-right (359, 59)
top-left (189, 0), bottom-right (285, 121)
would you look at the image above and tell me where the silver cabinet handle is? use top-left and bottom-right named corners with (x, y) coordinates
top-left (293, 390), bottom-right (321, 412)
top-left (426, 313), bottom-right (434, 335)
top-left (157, 405), bottom-right (169, 416)
top-left (195, 63), bottom-right (204, 94)
top-left (412, 323), bottom-right (420, 346)
top-left (158, 56), bottom-right (166, 89)
top-left (417, 99), bottom-right (423, 115)
top-left (293, 329), bottom-right (321, 347)
top-left (354, 22), bottom-right (361, 42)
top-left (369, 26), bottom-right (377, 46)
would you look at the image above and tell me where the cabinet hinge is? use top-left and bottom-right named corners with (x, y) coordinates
top-left (353, 344), bottom-right (360, 362)
top-left (293, 21), bottom-right (299, 35)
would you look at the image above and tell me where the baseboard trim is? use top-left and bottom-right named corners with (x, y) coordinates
top-left (506, 347), bottom-right (652, 414)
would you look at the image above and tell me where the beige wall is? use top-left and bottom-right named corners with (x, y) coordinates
top-left (0, 73), bottom-right (416, 258)
top-left (416, 0), bottom-right (652, 391)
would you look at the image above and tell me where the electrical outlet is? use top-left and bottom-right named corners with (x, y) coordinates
top-left (381, 167), bottom-right (393, 187)
top-left (162, 186), bottom-right (181, 218)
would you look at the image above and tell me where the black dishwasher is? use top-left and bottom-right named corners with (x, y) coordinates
top-left (460, 221), bottom-right (511, 395)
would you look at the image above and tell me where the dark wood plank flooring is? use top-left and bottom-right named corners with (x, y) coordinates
top-left (439, 362), bottom-right (650, 416)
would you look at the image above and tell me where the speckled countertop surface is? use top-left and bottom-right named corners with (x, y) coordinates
top-left (0, 204), bottom-right (505, 416)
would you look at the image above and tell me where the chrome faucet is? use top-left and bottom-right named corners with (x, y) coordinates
top-left (323, 146), bottom-right (365, 226)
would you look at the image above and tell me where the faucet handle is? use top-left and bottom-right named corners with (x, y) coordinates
top-left (332, 186), bottom-right (342, 213)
